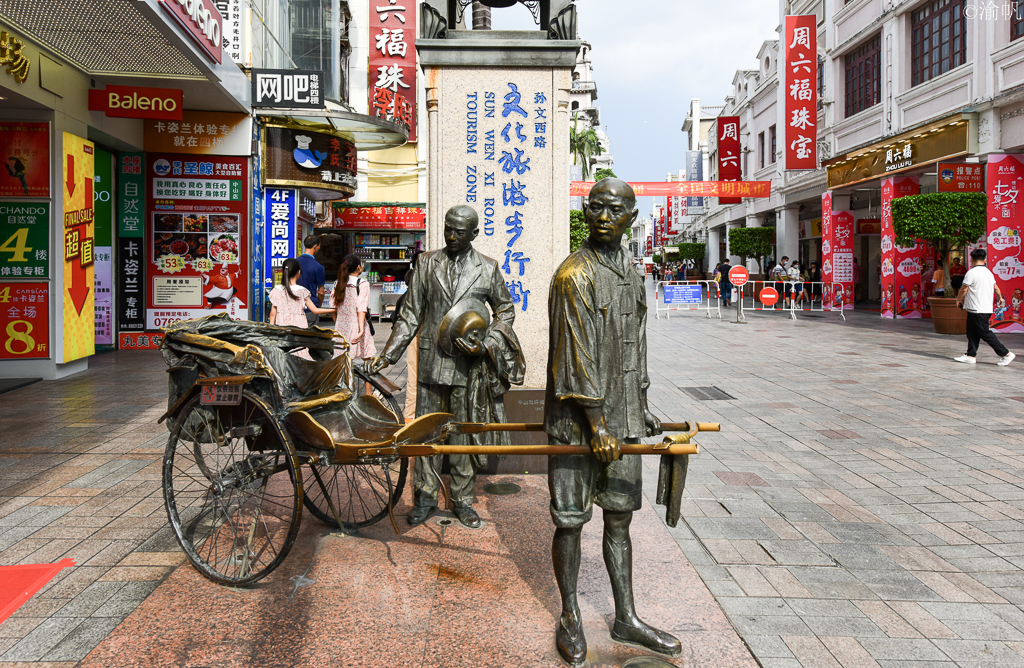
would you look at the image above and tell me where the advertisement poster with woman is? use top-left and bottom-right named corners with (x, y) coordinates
top-left (145, 153), bottom-right (249, 330)
top-left (987, 154), bottom-right (1024, 332)
top-left (880, 176), bottom-right (922, 318)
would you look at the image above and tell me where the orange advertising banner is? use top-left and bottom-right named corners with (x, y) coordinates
top-left (570, 181), bottom-right (772, 198)
top-left (61, 132), bottom-right (96, 363)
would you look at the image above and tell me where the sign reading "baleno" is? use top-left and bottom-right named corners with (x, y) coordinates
top-left (89, 86), bottom-right (184, 121)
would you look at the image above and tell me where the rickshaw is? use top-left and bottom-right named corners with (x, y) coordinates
top-left (158, 314), bottom-right (716, 586)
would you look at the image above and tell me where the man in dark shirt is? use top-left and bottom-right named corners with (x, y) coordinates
top-left (297, 235), bottom-right (325, 327)
top-left (545, 178), bottom-right (680, 666)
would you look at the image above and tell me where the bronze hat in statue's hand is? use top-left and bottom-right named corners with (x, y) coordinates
top-left (439, 299), bottom-right (491, 356)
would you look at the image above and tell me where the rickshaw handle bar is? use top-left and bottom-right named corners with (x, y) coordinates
top-left (374, 442), bottom-right (700, 457)
top-left (450, 421), bottom-right (721, 434)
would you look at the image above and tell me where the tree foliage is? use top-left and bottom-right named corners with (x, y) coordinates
top-left (594, 168), bottom-right (617, 181)
top-left (569, 209), bottom-right (587, 252)
top-left (569, 119), bottom-right (603, 180)
top-left (727, 227), bottom-right (775, 274)
top-left (891, 192), bottom-right (987, 261)
top-left (674, 243), bottom-right (706, 264)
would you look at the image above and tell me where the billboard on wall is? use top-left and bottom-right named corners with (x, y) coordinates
top-left (717, 116), bottom-right (741, 204)
top-left (368, 0), bottom-right (417, 140)
top-left (262, 125), bottom-right (357, 199)
top-left (0, 282), bottom-right (49, 359)
top-left (330, 204), bottom-right (425, 230)
top-left (145, 153), bottom-right (249, 330)
top-left (61, 133), bottom-right (96, 363)
top-left (0, 122), bottom-right (49, 197)
top-left (987, 154), bottom-right (1024, 332)
top-left (938, 163), bottom-right (983, 193)
top-left (881, 176), bottom-right (924, 319)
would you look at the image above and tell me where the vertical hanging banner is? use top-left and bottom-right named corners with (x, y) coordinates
top-left (369, 0), bottom-right (417, 141)
top-left (251, 121), bottom-right (264, 322)
top-left (784, 14), bottom-right (817, 170)
top-left (987, 154), bottom-right (1024, 332)
top-left (717, 116), bottom-right (741, 204)
top-left (117, 153), bottom-right (146, 339)
top-left (61, 133), bottom-right (96, 363)
top-left (93, 148), bottom-right (113, 345)
top-left (666, 197), bottom-right (673, 237)
top-left (824, 210), bottom-right (855, 310)
top-left (145, 153), bottom-right (249, 330)
top-left (264, 188), bottom-right (296, 294)
top-left (686, 150), bottom-right (704, 213)
top-left (881, 176), bottom-right (922, 319)
top-left (821, 191), bottom-right (834, 308)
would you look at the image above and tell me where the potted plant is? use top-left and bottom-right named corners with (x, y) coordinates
top-left (727, 227), bottom-right (775, 280)
top-left (891, 191), bottom-right (987, 335)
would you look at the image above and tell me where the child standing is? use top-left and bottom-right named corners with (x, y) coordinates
top-left (268, 257), bottom-right (334, 358)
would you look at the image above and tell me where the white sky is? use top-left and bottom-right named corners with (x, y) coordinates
top-left (490, 0), bottom-right (781, 213)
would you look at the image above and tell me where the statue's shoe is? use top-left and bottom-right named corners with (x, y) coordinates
top-left (407, 505), bottom-right (437, 526)
top-left (610, 620), bottom-right (681, 657)
top-left (556, 612), bottom-right (587, 667)
top-left (453, 504), bottom-right (482, 529)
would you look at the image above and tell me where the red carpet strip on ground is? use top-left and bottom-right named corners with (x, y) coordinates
top-left (0, 558), bottom-right (75, 624)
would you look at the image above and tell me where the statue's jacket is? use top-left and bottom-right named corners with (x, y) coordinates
top-left (544, 239), bottom-right (650, 444)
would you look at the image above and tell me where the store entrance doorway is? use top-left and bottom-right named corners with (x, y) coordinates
top-left (859, 234), bottom-right (881, 305)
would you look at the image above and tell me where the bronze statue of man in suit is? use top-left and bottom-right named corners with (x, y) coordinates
top-left (545, 178), bottom-right (681, 665)
top-left (369, 205), bottom-right (524, 528)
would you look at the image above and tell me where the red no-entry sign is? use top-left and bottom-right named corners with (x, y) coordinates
top-left (759, 286), bottom-right (779, 306)
top-left (728, 265), bottom-right (749, 287)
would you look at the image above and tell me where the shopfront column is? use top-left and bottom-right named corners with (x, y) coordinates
top-left (745, 212), bottom-right (760, 272)
top-left (777, 205), bottom-right (799, 265)
top-left (707, 226), bottom-right (721, 269)
top-left (727, 221), bottom-right (742, 265)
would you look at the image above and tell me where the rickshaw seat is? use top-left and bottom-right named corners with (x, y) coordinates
top-left (283, 394), bottom-right (404, 452)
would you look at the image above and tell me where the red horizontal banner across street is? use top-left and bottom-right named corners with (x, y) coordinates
top-left (570, 181), bottom-right (772, 198)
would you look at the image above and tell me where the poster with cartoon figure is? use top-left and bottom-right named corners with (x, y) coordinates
top-left (881, 176), bottom-right (922, 318)
top-left (823, 205), bottom-right (855, 311)
top-left (988, 154), bottom-right (1024, 331)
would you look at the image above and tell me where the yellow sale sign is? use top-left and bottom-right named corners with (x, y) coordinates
top-left (60, 132), bottom-right (95, 363)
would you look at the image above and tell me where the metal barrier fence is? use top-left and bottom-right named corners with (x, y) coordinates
top-left (737, 281), bottom-right (846, 322)
top-left (654, 281), bottom-right (722, 319)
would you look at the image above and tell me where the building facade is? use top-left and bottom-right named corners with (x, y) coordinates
top-left (688, 0), bottom-right (1004, 305)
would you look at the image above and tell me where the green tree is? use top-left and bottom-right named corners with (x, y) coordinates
top-left (569, 119), bottom-right (603, 180)
top-left (594, 167), bottom-right (617, 181)
top-left (569, 209), bottom-right (587, 252)
top-left (891, 192), bottom-right (987, 265)
top-left (727, 227), bottom-right (775, 274)
top-left (674, 243), bottom-right (706, 274)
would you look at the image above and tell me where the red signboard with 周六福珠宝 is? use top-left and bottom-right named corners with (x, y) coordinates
top-left (784, 15), bottom-right (817, 171)
top-left (368, 0), bottom-right (417, 141)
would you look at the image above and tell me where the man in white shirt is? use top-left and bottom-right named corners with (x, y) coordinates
top-left (955, 248), bottom-right (1015, 366)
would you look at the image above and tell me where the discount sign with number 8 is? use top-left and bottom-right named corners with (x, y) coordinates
top-left (0, 282), bottom-right (49, 359)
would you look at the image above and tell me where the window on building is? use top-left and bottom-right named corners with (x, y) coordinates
top-left (844, 34), bottom-right (881, 117)
top-left (1013, 2), bottom-right (1024, 40)
top-left (769, 125), bottom-right (776, 164)
top-left (758, 131), bottom-right (765, 169)
top-left (911, 0), bottom-right (967, 86)
top-left (817, 55), bottom-right (825, 110)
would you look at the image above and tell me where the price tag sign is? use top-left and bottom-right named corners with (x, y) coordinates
top-left (0, 202), bottom-right (49, 279)
top-left (0, 281), bottom-right (49, 359)
top-left (158, 255), bottom-right (185, 273)
top-left (200, 383), bottom-right (243, 405)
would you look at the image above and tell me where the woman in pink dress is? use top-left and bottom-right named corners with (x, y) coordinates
top-left (330, 254), bottom-right (377, 363)
top-left (268, 257), bottom-right (334, 358)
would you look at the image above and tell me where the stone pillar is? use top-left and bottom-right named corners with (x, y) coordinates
top-left (727, 221), bottom-right (742, 265)
top-left (745, 211), bottom-right (760, 273)
top-left (777, 205), bottom-right (799, 265)
top-left (418, 31), bottom-right (578, 390)
top-left (707, 226), bottom-right (721, 270)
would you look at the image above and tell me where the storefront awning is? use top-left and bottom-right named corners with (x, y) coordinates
top-left (255, 103), bottom-right (409, 152)
top-left (824, 113), bottom-right (976, 190)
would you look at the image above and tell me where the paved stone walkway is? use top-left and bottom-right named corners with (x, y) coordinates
top-left (0, 289), bottom-right (1023, 667)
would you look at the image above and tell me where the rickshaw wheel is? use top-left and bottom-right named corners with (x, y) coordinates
top-left (304, 376), bottom-right (407, 529)
top-left (304, 457), bottom-right (408, 530)
top-left (163, 391), bottom-right (303, 586)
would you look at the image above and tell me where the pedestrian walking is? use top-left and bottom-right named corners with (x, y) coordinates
top-left (789, 261), bottom-right (805, 308)
top-left (932, 258), bottom-right (946, 297)
top-left (949, 256), bottom-right (967, 292)
top-left (719, 258), bottom-right (733, 306)
top-left (330, 253), bottom-right (377, 371)
top-left (770, 257), bottom-right (789, 307)
top-left (954, 249), bottom-right (1015, 366)
top-left (268, 257), bottom-right (335, 358)
top-left (297, 235), bottom-right (326, 327)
